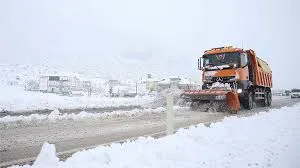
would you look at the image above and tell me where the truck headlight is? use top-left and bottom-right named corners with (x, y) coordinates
top-left (237, 89), bottom-right (242, 93)
top-left (204, 76), bottom-right (212, 82)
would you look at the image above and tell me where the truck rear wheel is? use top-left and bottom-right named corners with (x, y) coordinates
top-left (190, 101), bottom-right (198, 111)
top-left (256, 91), bottom-right (268, 107)
top-left (266, 91), bottom-right (272, 106)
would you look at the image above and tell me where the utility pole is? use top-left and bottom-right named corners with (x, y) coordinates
top-left (136, 82), bottom-right (138, 95)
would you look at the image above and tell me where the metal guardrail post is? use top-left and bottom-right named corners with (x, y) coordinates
top-left (166, 94), bottom-right (174, 135)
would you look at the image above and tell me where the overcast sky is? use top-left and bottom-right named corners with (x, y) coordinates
top-left (0, 0), bottom-right (299, 88)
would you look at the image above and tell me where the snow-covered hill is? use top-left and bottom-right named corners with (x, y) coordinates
top-left (0, 63), bottom-right (111, 87)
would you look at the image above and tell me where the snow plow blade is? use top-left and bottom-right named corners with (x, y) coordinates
top-left (225, 91), bottom-right (240, 112)
top-left (181, 89), bottom-right (240, 113)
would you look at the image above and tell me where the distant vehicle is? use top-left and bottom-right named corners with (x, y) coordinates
top-left (291, 89), bottom-right (300, 98)
top-left (282, 90), bottom-right (291, 96)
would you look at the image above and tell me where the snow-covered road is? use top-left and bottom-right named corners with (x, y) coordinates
top-left (1, 97), bottom-right (299, 167)
top-left (7, 99), bottom-right (300, 168)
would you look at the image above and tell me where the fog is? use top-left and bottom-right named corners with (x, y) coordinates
top-left (0, 0), bottom-right (299, 88)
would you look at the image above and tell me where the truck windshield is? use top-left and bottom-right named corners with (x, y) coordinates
top-left (203, 52), bottom-right (240, 70)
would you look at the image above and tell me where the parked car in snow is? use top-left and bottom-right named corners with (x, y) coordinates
top-left (291, 89), bottom-right (300, 98)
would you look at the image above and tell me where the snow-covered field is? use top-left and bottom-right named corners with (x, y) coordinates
top-left (0, 85), bottom-right (154, 113)
top-left (0, 64), bottom-right (157, 113)
top-left (11, 103), bottom-right (300, 168)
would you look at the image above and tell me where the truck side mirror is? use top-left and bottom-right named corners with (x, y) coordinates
top-left (241, 54), bottom-right (248, 67)
top-left (198, 58), bottom-right (202, 70)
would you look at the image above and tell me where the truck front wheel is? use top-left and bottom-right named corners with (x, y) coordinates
top-left (243, 91), bottom-right (254, 110)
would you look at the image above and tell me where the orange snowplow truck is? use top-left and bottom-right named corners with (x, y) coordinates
top-left (181, 46), bottom-right (272, 113)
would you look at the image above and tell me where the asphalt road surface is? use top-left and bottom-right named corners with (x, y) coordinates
top-left (1, 96), bottom-right (299, 167)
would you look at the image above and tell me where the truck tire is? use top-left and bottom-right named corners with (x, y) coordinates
top-left (243, 91), bottom-right (254, 110)
top-left (190, 101), bottom-right (197, 111)
top-left (266, 91), bottom-right (272, 106)
top-left (256, 91), bottom-right (268, 107)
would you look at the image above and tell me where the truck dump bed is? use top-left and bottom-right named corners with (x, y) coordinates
top-left (252, 55), bottom-right (272, 88)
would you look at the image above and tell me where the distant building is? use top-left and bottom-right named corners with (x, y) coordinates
top-left (107, 80), bottom-right (120, 96)
top-left (39, 76), bottom-right (70, 94)
top-left (39, 75), bottom-right (90, 95)
top-left (111, 84), bottom-right (137, 97)
top-left (158, 77), bottom-right (198, 92)
top-left (107, 79), bottom-right (120, 86)
top-left (178, 78), bottom-right (199, 90)
top-left (25, 80), bottom-right (39, 91)
top-left (158, 78), bottom-right (172, 91)
top-left (142, 74), bottom-right (160, 92)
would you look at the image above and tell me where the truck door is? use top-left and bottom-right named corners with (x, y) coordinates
top-left (240, 53), bottom-right (251, 81)
top-left (244, 53), bottom-right (254, 82)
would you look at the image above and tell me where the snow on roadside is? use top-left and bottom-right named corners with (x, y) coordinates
top-left (272, 95), bottom-right (291, 100)
top-left (0, 107), bottom-right (170, 124)
top-left (0, 85), bottom-right (155, 113)
top-left (10, 104), bottom-right (300, 168)
top-left (31, 143), bottom-right (59, 168)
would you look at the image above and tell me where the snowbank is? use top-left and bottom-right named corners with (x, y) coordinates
top-left (32, 143), bottom-right (59, 168)
top-left (11, 104), bottom-right (300, 168)
top-left (0, 107), bottom-right (167, 123)
top-left (0, 85), bottom-right (155, 113)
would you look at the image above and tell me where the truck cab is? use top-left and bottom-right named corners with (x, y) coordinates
top-left (200, 47), bottom-right (251, 92)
